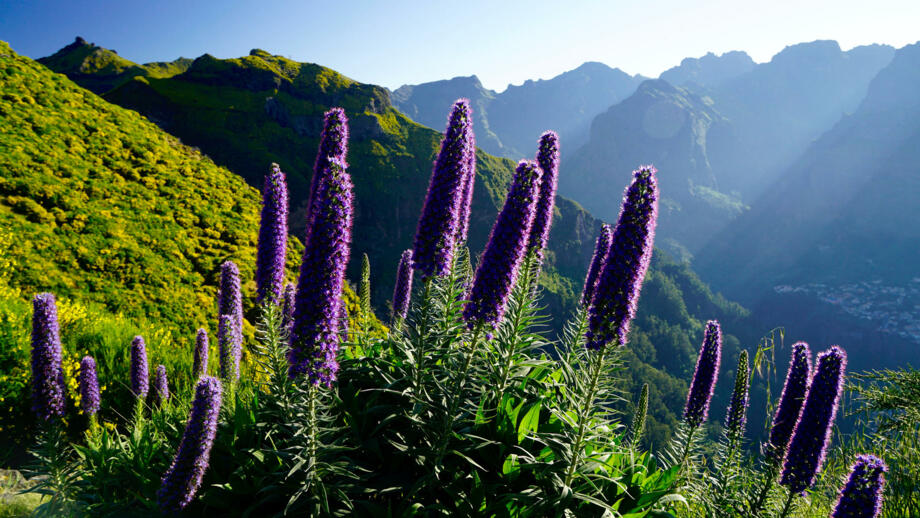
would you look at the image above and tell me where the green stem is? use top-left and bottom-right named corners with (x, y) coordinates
top-left (750, 461), bottom-right (779, 517)
top-left (307, 383), bottom-right (318, 486)
top-left (434, 325), bottom-right (483, 467)
top-left (674, 423), bottom-right (699, 486)
top-left (495, 261), bottom-right (533, 400)
top-left (778, 490), bottom-right (796, 518)
top-left (564, 350), bottom-right (606, 488)
top-left (413, 279), bottom-right (433, 396)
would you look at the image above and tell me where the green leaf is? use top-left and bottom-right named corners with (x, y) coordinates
top-left (517, 401), bottom-right (542, 442)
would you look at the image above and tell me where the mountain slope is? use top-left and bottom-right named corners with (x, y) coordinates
top-left (36, 36), bottom-right (192, 95)
top-left (695, 41), bottom-right (920, 367)
top-left (560, 79), bottom-right (745, 258)
top-left (391, 62), bottom-right (645, 160)
top-left (558, 40), bottom-right (895, 259)
top-left (0, 40), bottom-right (293, 336)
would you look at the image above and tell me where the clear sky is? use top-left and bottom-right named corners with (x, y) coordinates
top-left (2, 0), bottom-right (917, 92)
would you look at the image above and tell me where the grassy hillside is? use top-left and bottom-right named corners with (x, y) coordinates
top-left (0, 40), bottom-right (389, 452)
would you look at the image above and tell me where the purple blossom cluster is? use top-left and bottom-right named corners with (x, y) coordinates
top-left (130, 336), bottom-right (149, 398)
top-left (463, 160), bottom-right (542, 328)
top-left (781, 345), bottom-right (847, 494)
top-left (766, 342), bottom-right (812, 462)
top-left (79, 356), bottom-right (100, 417)
top-left (154, 365), bottom-right (170, 405)
top-left (455, 127), bottom-right (477, 245)
top-left (581, 224), bottom-right (612, 306)
top-left (193, 328), bottom-right (209, 379)
top-left (255, 163), bottom-right (289, 304)
top-left (30, 293), bottom-right (65, 421)
top-left (281, 282), bottom-right (296, 334)
top-left (218, 314), bottom-right (240, 381)
top-left (392, 249), bottom-right (414, 321)
top-left (289, 153), bottom-right (353, 386)
top-left (683, 320), bottom-right (722, 427)
top-left (725, 350), bottom-right (750, 438)
top-left (157, 376), bottom-right (223, 512)
top-left (218, 260), bottom-right (243, 349)
top-left (413, 99), bottom-right (475, 279)
top-left (585, 166), bottom-right (658, 350)
top-left (527, 131), bottom-right (560, 261)
top-left (308, 107), bottom-right (349, 218)
top-left (831, 454), bottom-right (887, 518)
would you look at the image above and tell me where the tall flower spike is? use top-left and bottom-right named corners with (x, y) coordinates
top-left (683, 320), bottom-right (722, 427)
top-left (157, 376), bottom-right (223, 512)
top-left (359, 253), bottom-right (371, 315)
top-left (527, 131), bottom-right (560, 261)
top-left (218, 314), bottom-right (240, 381)
top-left (581, 224), bottom-right (613, 306)
top-left (392, 249), bottom-right (414, 321)
top-left (780, 345), bottom-right (847, 494)
top-left (255, 163), bottom-right (289, 304)
top-left (766, 342), bottom-right (812, 462)
top-left (31, 293), bottom-right (65, 421)
top-left (79, 356), bottom-right (100, 417)
top-left (281, 282), bottom-right (296, 334)
top-left (463, 160), bottom-right (543, 328)
top-left (831, 454), bottom-right (886, 518)
top-left (725, 350), bottom-right (750, 440)
top-left (630, 383), bottom-right (649, 445)
top-left (413, 99), bottom-right (474, 278)
top-left (154, 365), bottom-right (170, 405)
top-left (585, 166), bottom-right (658, 349)
top-left (193, 328), bottom-right (209, 378)
top-left (308, 107), bottom-right (349, 215)
top-left (130, 336), bottom-right (149, 398)
top-left (455, 127), bottom-right (477, 244)
top-left (289, 155), bottom-right (353, 386)
top-left (218, 261), bottom-right (243, 351)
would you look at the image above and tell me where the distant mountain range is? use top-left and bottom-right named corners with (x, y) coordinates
top-left (695, 41), bottom-right (920, 362)
top-left (391, 62), bottom-right (646, 160)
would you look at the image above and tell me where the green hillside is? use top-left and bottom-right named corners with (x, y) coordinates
top-left (0, 40), bottom-right (304, 335)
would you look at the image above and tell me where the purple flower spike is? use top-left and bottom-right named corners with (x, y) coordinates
top-left (581, 224), bottom-right (613, 306)
top-left (218, 261), bottom-right (243, 351)
top-left (455, 129), bottom-right (477, 244)
top-left (308, 107), bottom-right (349, 212)
top-left (289, 155), bottom-right (353, 386)
top-left (413, 99), bottom-right (475, 279)
top-left (157, 376), bottom-right (223, 512)
top-left (154, 365), bottom-right (170, 405)
top-left (527, 131), bottom-right (560, 261)
top-left (130, 336), bottom-right (149, 398)
top-left (585, 166), bottom-right (658, 350)
top-left (725, 350), bottom-right (750, 439)
top-left (683, 321), bottom-right (722, 427)
top-left (781, 345), bottom-right (847, 494)
top-left (463, 160), bottom-right (543, 328)
top-left (218, 314), bottom-right (240, 381)
top-left (31, 293), bottom-right (65, 421)
top-left (255, 163), bottom-right (289, 304)
top-left (281, 282), bottom-right (296, 334)
top-left (392, 249), bottom-right (414, 321)
top-left (766, 342), bottom-right (812, 462)
top-left (193, 328), bottom-right (209, 378)
top-left (831, 454), bottom-right (887, 518)
top-left (79, 356), bottom-right (100, 417)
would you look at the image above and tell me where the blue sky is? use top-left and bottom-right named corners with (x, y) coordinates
top-left (2, 0), bottom-right (918, 92)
